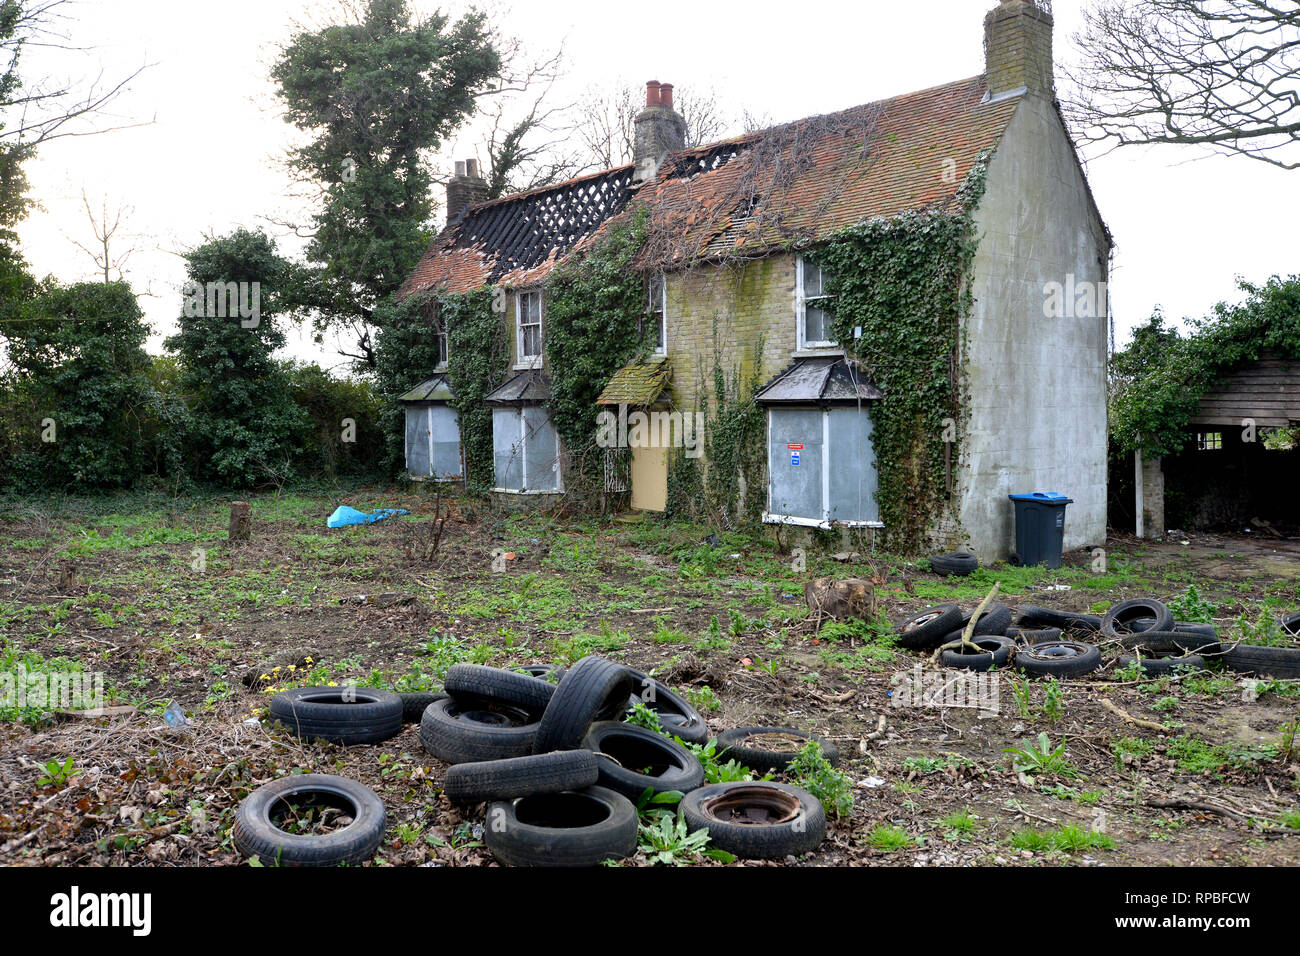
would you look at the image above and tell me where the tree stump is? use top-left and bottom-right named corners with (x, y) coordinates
top-left (805, 577), bottom-right (875, 621)
top-left (58, 561), bottom-right (77, 591)
top-left (229, 501), bottom-right (252, 543)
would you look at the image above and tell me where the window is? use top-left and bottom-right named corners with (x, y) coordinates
top-left (797, 257), bottom-right (835, 350)
top-left (516, 290), bottom-right (543, 366)
top-left (1197, 431), bottom-right (1223, 451)
top-left (647, 275), bottom-right (667, 355)
top-left (493, 406), bottom-right (561, 492)
top-left (764, 406), bottom-right (879, 527)
top-left (426, 301), bottom-right (448, 369)
top-left (434, 328), bottom-right (449, 369)
top-left (403, 406), bottom-right (463, 480)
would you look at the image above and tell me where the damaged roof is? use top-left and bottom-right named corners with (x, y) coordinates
top-left (401, 76), bottom-right (1021, 297)
top-left (755, 356), bottom-right (883, 406)
top-left (596, 357), bottom-right (672, 407)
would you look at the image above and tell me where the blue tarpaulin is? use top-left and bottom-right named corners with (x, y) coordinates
top-left (327, 506), bottom-right (409, 528)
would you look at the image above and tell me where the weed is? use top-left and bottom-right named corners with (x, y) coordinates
top-left (785, 741), bottom-right (853, 819)
top-left (1010, 825), bottom-right (1115, 854)
top-left (939, 808), bottom-right (978, 840)
top-left (626, 702), bottom-right (665, 734)
top-left (867, 824), bottom-right (913, 851)
top-left (683, 685), bottom-right (722, 713)
top-left (1009, 679), bottom-right (1034, 718)
top-left (1112, 736), bottom-right (1156, 769)
top-left (37, 757), bottom-right (77, 787)
top-left (638, 809), bottom-right (734, 865)
top-left (1004, 733), bottom-right (1079, 778)
top-left (1043, 679), bottom-right (1063, 722)
top-left (1167, 585), bottom-right (1216, 624)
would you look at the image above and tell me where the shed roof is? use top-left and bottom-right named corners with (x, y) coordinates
top-left (755, 356), bottom-right (883, 406)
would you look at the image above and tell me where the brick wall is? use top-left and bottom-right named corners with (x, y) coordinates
top-left (663, 254), bottom-right (800, 415)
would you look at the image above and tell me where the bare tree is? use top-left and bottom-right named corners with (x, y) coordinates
top-left (0, 1), bottom-right (152, 147)
top-left (67, 189), bottom-right (136, 283)
top-left (475, 45), bottom-right (583, 197)
top-left (1064, 0), bottom-right (1300, 169)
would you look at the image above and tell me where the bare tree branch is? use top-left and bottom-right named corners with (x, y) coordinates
top-left (1063, 0), bottom-right (1300, 169)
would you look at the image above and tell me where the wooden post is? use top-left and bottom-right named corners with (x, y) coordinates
top-left (229, 501), bottom-right (251, 543)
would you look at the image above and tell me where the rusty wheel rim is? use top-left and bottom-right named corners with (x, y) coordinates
top-left (703, 786), bottom-right (802, 826)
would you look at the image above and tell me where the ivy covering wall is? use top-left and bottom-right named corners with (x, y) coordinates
top-left (543, 212), bottom-right (651, 491)
top-left (374, 285), bottom-right (505, 489)
top-left (811, 158), bottom-right (989, 551)
top-left (443, 288), bottom-right (508, 491)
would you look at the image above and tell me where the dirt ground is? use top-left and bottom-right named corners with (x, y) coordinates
top-left (1, 489), bottom-right (1297, 866)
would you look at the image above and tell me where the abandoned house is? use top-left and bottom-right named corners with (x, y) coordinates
top-left (396, 0), bottom-right (1111, 561)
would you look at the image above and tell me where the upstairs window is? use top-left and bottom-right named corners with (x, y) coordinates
top-left (797, 257), bottom-right (834, 350)
top-left (516, 290), bottom-right (543, 366)
top-left (647, 275), bottom-right (667, 355)
top-left (434, 326), bottom-right (449, 369)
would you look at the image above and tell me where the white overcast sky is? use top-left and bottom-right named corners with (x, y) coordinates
top-left (16, 0), bottom-right (1300, 370)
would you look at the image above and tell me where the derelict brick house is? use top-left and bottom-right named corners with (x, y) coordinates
top-left (397, 0), bottom-right (1111, 561)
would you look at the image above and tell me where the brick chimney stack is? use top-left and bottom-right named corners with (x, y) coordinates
top-left (446, 157), bottom-right (488, 224)
top-left (633, 79), bottom-right (687, 183)
top-left (984, 0), bottom-right (1054, 99)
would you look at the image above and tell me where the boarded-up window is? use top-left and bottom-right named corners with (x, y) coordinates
top-left (404, 406), bottom-right (463, 479)
top-left (766, 406), bottom-right (878, 525)
top-left (493, 406), bottom-right (561, 492)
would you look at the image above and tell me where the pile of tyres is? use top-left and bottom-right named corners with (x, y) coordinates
top-left (234, 655), bottom-right (840, 867)
top-left (894, 598), bottom-right (1300, 679)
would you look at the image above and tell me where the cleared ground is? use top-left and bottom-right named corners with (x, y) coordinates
top-left (1, 488), bottom-right (1297, 866)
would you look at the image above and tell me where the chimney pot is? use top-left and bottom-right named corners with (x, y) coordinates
top-left (447, 158), bottom-right (488, 224)
top-left (633, 79), bottom-right (686, 183)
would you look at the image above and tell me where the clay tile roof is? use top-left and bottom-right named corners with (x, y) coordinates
top-left (596, 357), bottom-right (672, 406)
top-left (402, 75), bottom-right (1020, 298)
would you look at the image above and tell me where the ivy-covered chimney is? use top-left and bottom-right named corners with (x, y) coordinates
top-left (633, 80), bottom-right (687, 183)
top-left (446, 158), bottom-right (488, 224)
top-left (984, 0), bottom-right (1054, 98)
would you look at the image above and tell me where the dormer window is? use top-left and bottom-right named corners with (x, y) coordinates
top-left (797, 257), bottom-right (835, 350)
top-left (516, 290), bottom-right (543, 367)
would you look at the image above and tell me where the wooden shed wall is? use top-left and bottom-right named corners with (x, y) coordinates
top-left (1191, 354), bottom-right (1300, 428)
